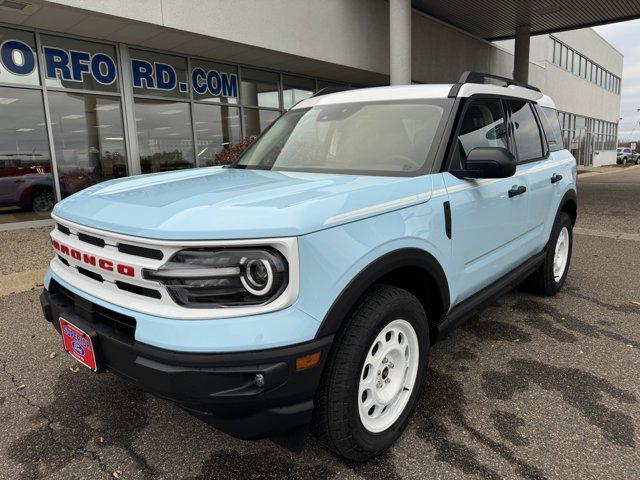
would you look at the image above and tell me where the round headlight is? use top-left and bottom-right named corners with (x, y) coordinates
top-left (241, 258), bottom-right (274, 296)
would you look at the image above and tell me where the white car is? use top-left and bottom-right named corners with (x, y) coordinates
top-left (617, 147), bottom-right (638, 164)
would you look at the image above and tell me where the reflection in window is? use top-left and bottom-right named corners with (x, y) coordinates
top-left (509, 100), bottom-right (543, 161)
top-left (0, 27), bottom-right (40, 86)
top-left (240, 68), bottom-right (279, 108)
top-left (243, 108), bottom-right (280, 136)
top-left (236, 102), bottom-right (445, 175)
top-left (193, 104), bottom-right (241, 167)
top-left (41, 35), bottom-right (119, 93)
top-left (48, 92), bottom-right (127, 198)
top-left (456, 98), bottom-right (507, 163)
top-left (282, 75), bottom-right (315, 109)
top-left (134, 99), bottom-right (194, 173)
top-left (538, 106), bottom-right (564, 151)
top-left (0, 87), bottom-right (53, 222)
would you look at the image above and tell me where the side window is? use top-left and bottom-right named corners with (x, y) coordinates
top-left (537, 106), bottom-right (564, 151)
top-left (454, 98), bottom-right (508, 167)
top-left (508, 100), bottom-right (544, 162)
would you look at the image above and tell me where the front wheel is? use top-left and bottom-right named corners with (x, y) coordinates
top-left (527, 212), bottom-right (573, 296)
top-left (312, 285), bottom-right (429, 461)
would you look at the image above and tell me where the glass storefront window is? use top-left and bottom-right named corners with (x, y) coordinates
top-left (191, 59), bottom-right (238, 104)
top-left (243, 108), bottom-right (280, 136)
top-left (193, 103), bottom-right (241, 167)
top-left (240, 68), bottom-right (279, 108)
top-left (0, 86), bottom-right (53, 222)
top-left (318, 80), bottom-right (346, 91)
top-left (134, 99), bottom-right (194, 173)
top-left (41, 35), bottom-right (119, 93)
top-left (282, 75), bottom-right (315, 109)
top-left (48, 92), bottom-right (127, 198)
top-left (0, 27), bottom-right (40, 86)
top-left (130, 49), bottom-right (189, 99)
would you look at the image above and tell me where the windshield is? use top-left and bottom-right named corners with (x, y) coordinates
top-left (234, 100), bottom-right (450, 176)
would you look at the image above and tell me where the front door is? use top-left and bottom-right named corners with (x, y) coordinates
top-left (443, 97), bottom-right (531, 304)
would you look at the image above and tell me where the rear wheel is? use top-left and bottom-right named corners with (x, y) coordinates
top-left (527, 212), bottom-right (573, 296)
top-left (312, 285), bottom-right (429, 461)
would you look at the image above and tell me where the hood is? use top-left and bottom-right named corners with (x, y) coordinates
top-left (53, 167), bottom-right (432, 240)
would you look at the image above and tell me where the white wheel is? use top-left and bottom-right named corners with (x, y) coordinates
top-left (358, 319), bottom-right (420, 433)
top-left (553, 226), bottom-right (570, 282)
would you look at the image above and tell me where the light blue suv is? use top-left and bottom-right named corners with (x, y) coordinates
top-left (41, 72), bottom-right (577, 461)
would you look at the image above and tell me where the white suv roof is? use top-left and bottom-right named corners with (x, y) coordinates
top-left (293, 82), bottom-right (556, 110)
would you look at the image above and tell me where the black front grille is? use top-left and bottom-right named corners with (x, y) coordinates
top-left (93, 304), bottom-right (137, 338)
top-left (51, 279), bottom-right (75, 306)
top-left (57, 224), bottom-right (164, 261)
top-left (116, 281), bottom-right (162, 299)
top-left (77, 267), bottom-right (104, 283)
top-left (49, 279), bottom-right (137, 341)
top-left (78, 232), bottom-right (106, 248)
top-left (117, 243), bottom-right (164, 260)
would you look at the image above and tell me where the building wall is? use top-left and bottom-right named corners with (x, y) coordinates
top-left (496, 31), bottom-right (622, 166)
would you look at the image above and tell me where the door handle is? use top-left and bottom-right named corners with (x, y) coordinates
top-left (550, 174), bottom-right (563, 184)
top-left (508, 185), bottom-right (527, 198)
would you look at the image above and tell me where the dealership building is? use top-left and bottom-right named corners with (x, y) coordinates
top-left (0, 0), bottom-right (629, 228)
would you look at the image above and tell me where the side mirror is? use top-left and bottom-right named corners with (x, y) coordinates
top-left (452, 147), bottom-right (516, 179)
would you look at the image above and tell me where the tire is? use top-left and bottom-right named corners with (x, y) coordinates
top-left (30, 187), bottom-right (54, 215)
top-left (527, 212), bottom-right (573, 296)
top-left (312, 284), bottom-right (429, 461)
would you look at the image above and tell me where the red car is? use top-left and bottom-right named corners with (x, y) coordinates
top-left (0, 155), bottom-right (55, 215)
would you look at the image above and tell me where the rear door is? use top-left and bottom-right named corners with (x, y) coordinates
top-left (506, 100), bottom-right (555, 251)
top-left (442, 96), bottom-right (531, 303)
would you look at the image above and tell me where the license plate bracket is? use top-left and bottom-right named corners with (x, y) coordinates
top-left (59, 316), bottom-right (103, 372)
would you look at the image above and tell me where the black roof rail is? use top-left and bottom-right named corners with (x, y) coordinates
top-left (457, 71), bottom-right (541, 93)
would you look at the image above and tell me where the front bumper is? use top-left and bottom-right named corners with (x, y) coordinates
top-left (40, 281), bottom-right (333, 440)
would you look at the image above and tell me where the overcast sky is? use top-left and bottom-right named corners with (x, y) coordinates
top-left (593, 19), bottom-right (640, 140)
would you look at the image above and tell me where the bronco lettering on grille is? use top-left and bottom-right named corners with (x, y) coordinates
top-left (53, 239), bottom-right (135, 277)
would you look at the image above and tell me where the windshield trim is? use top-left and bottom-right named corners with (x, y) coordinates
top-left (231, 98), bottom-right (454, 178)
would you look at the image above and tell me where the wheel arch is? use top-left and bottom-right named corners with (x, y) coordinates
top-left (559, 188), bottom-right (577, 226)
top-left (315, 248), bottom-right (450, 343)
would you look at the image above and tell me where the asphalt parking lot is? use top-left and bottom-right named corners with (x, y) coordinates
top-left (0, 166), bottom-right (639, 480)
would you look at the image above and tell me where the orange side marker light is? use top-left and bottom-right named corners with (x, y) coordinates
top-left (295, 352), bottom-right (321, 371)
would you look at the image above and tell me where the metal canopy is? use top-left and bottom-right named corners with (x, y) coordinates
top-left (411, 0), bottom-right (640, 40)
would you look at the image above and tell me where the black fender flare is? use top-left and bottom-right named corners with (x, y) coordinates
top-left (314, 248), bottom-right (450, 338)
top-left (557, 188), bottom-right (577, 225)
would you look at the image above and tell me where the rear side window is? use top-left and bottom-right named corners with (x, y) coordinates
top-left (508, 100), bottom-right (544, 162)
top-left (537, 106), bottom-right (564, 151)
